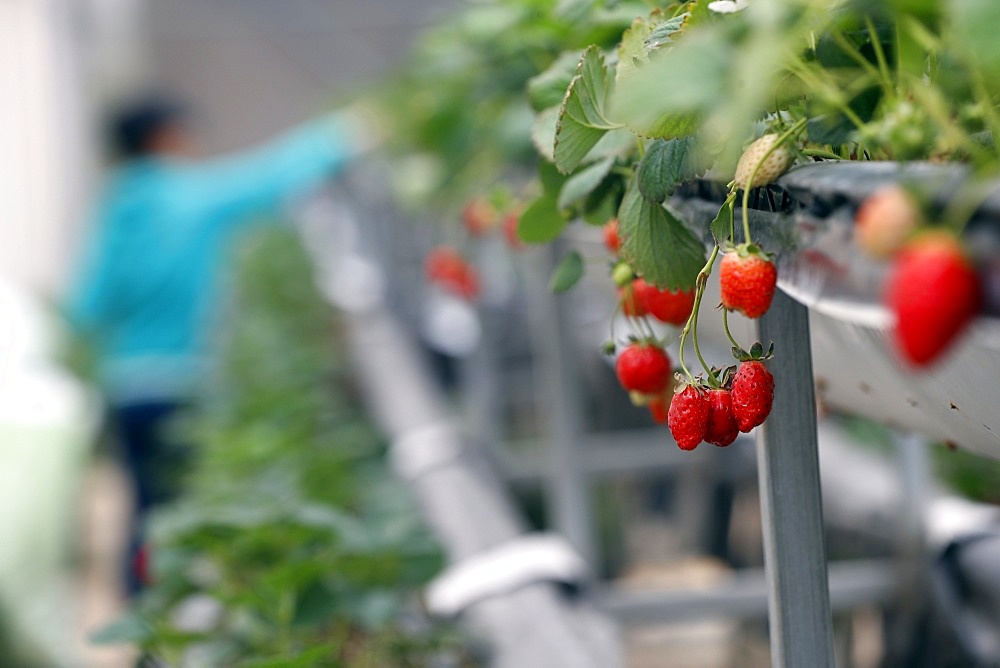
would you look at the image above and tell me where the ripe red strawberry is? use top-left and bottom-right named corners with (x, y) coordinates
top-left (720, 245), bottom-right (777, 319)
top-left (462, 197), bottom-right (498, 236)
top-left (635, 279), bottom-right (696, 326)
top-left (854, 186), bottom-right (920, 259)
top-left (734, 134), bottom-right (794, 190)
top-left (885, 232), bottom-right (981, 366)
top-left (425, 246), bottom-right (481, 301)
top-left (705, 388), bottom-right (739, 447)
top-left (731, 360), bottom-right (774, 432)
top-left (603, 219), bottom-right (621, 254)
top-left (619, 282), bottom-right (647, 317)
top-left (668, 385), bottom-right (711, 450)
top-left (615, 343), bottom-right (671, 394)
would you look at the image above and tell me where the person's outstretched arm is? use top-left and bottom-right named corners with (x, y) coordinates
top-left (181, 108), bottom-right (375, 222)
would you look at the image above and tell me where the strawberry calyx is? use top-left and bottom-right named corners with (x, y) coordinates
top-left (730, 242), bottom-right (772, 262)
top-left (673, 377), bottom-right (709, 395)
top-left (731, 340), bottom-right (775, 363)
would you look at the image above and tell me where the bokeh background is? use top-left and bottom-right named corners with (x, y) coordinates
top-left (5, 1), bottom-right (1000, 667)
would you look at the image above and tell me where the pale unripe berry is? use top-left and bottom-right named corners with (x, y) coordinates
top-left (734, 134), bottom-right (794, 190)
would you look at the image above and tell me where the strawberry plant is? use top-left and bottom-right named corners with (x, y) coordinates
top-left (92, 229), bottom-right (468, 665)
top-left (371, 0), bottom-right (1000, 449)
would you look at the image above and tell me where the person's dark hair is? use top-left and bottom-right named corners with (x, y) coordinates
top-left (109, 95), bottom-right (186, 159)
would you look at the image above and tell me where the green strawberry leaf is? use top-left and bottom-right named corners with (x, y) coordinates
top-left (618, 176), bottom-right (705, 291)
top-left (532, 106), bottom-right (561, 163)
top-left (684, 0), bottom-right (714, 27)
top-left (585, 127), bottom-right (636, 161)
top-left (581, 175), bottom-right (625, 226)
top-left (518, 193), bottom-right (567, 243)
top-left (558, 157), bottom-right (615, 211)
top-left (635, 112), bottom-right (701, 141)
top-left (554, 46), bottom-right (623, 174)
top-left (645, 13), bottom-right (688, 50)
top-left (549, 251), bottom-right (584, 293)
top-left (617, 17), bottom-right (654, 83)
top-left (637, 136), bottom-right (705, 203)
top-left (612, 29), bottom-right (729, 139)
top-left (539, 160), bottom-right (569, 196)
top-left (528, 51), bottom-right (583, 112)
top-left (710, 199), bottom-right (735, 246)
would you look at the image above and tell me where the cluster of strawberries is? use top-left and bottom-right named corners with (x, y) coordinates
top-left (423, 196), bottom-right (524, 301)
top-left (854, 186), bottom-right (982, 367)
top-left (605, 228), bottom-right (778, 451)
top-left (605, 133), bottom-right (801, 451)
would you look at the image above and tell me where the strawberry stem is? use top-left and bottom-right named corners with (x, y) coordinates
top-left (802, 148), bottom-right (842, 160)
top-left (740, 118), bottom-right (807, 245)
top-left (864, 17), bottom-right (893, 98)
top-left (678, 246), bottom-right (721, 388)
top-left (722, 308), bottom-right (742, 351)
top-left (635, 313), bottom-right (657, 342)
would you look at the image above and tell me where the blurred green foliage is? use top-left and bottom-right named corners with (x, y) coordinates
top-left (373, 0), bottom-right (653, 213)
top-left (94, 228), bottom-right (473, 666)
top-left (932, 443), bottom-right (1000, 505)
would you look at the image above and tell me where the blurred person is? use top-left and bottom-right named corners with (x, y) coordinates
top-left (64, 94), bottom-right (372, 593)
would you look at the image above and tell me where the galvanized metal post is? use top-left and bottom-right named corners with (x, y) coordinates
top-left (756, 289), bottom-right (836, 667)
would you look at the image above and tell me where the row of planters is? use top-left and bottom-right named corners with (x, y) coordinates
top-left (94, 229), bottom-right (473, 666)
top-left (374, 0), bottom-right (1000, 452)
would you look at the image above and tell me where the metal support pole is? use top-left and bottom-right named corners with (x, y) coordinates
top-left (883, 431), bottom-right (931, 663)
top-left (756, 289), bottom-right (835, 667)
top-left (526, 246), bottom-right (597, 567)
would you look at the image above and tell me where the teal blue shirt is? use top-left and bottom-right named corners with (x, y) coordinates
top-left (66, 116), bottom-right (355, 404)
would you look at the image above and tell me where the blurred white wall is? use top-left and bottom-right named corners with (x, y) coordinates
top-left (0, 0), bottom-right (454, 299)
top-left (0, 0), bottom-right (91, 299)
top-left (145, 0), bottom-right (458, 152)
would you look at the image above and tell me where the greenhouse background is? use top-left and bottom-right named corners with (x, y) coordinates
top-left (3, 0), bottom-right (1000, 666)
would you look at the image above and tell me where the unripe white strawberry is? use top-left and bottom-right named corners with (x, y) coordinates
top-left (734, 134), bottom-right (794, 190)
top-left (854, 185), bottom-right (921, 259)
